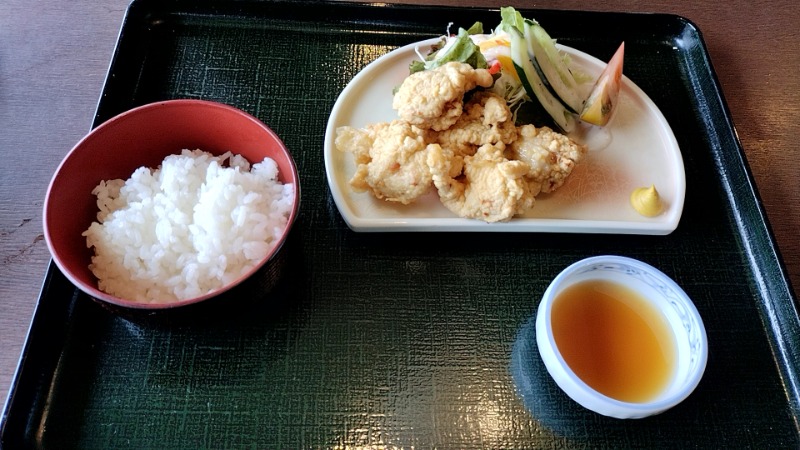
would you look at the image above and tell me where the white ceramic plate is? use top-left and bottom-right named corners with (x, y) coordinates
top-left (324, 38), bottom-right (685, 234)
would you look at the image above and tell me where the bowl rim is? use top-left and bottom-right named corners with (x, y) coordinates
top-left (535, 254), bottom-right (708, 418)
top-left (43, 99), bottom-right (301, 310)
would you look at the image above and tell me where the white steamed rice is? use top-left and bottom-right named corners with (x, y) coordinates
top-left (82, 149), bottom-right (295, 303)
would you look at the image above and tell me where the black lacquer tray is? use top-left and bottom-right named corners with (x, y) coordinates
top-left (3, 0), bottom-right (799, 448)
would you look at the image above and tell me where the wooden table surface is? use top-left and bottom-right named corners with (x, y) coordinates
top-left (1, 0), bottom-right (798, 410)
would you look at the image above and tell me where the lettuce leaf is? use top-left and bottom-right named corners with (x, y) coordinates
top-left (465, 21), bottom-right (484, 35)
top-left (497, 6), bottom-right (526, 34)
top-left (409, 27), bottom-right (487, 74)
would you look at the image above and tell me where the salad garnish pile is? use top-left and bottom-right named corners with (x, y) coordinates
top-left (411, 7), bottom-right (624, 132)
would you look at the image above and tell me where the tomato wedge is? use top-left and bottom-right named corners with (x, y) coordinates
top-left (580, 42), bottom-right (625, 126)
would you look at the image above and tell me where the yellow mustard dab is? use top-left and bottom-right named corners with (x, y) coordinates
top-left (630, 185), bottom-right (664, 217)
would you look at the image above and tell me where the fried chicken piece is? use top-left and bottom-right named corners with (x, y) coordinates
top-left (427, 143), bottom-right (534, 222)
top-left (335, 120), bottom-right (435, 204)
top-left (436, 91), bottom-right (518, 158)
top-left (392, 62), bottom-right (494, 131)
top-left (506, 124), bottom-right (587, 195)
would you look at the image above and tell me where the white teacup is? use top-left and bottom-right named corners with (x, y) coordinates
top-left (536, 255), bottom-right (708, 419)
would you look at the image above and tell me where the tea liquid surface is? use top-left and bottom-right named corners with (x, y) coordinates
top-left (551, 279), bottom-right (677, 403)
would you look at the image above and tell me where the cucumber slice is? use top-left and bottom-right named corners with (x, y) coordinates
top-left (524, 21), bottom-right (584, 113)
top-left (509, 28), bottom-right (577, 133)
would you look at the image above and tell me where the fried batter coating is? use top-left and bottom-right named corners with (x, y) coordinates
top-left (392, 62), bottom-right (494, 131)
top-left (436, 91), bottom-right (518, 158)
top-left (427, 143), bottom-right (534, 222)
top-left (506, 124), bottom-right (587, 195)
top-left (336, 120), bottom-right (435, 204)
top-left (338, 60), bottom-right (587, 221)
